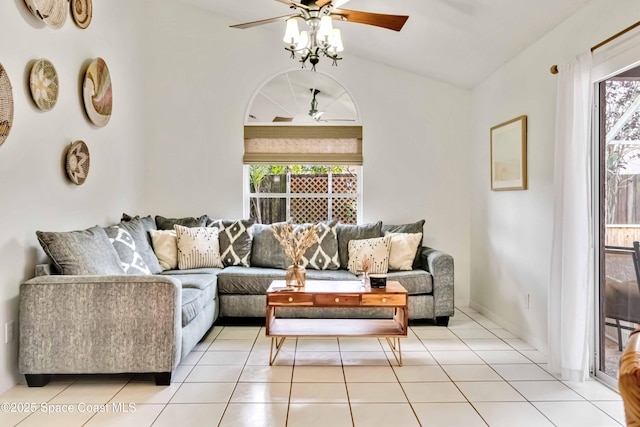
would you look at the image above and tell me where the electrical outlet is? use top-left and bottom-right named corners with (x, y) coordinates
top-left (5, 321), bottom-right (14, 344)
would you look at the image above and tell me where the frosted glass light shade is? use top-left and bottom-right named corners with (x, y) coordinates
top-left (317, 16), bottom-right (333, 42)
top-left (331, 29), bottom-right (344, 52)
top-left (283, 18), bottom-right (300, 44)
top-left (296, 30), bottom-right (309, 51)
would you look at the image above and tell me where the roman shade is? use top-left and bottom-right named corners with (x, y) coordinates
top-left (243, 125), bottom-right (363, 165)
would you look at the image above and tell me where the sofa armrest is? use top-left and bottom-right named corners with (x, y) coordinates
top-left (19, 275), bottom-right (182, 377)
top-left (419, 246), bottom-right (455, 319)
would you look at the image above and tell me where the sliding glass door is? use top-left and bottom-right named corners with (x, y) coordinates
top-left (597, 65), bottom-right (640, 384)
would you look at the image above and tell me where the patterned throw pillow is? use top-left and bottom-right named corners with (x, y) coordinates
top-left (150, 229), bottom-right (178, 271)
top-left (104, 226), bottom-right (152, 275)
top-left (337, 221), bottom-right (383, 269)
top-left (117, 217), bottom-right (162, 274)
top-left (208, 219), bottom-right (255, 267)
top-left (386, 232), bottom-right (423, 271)
top-left (347, 235), bottom-right (392, 275)
top-left (174, 225), bottom-right (223, 269)
top-left (297, 219), bottom-right (339, 270)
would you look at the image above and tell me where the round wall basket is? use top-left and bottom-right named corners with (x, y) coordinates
top-left (65, 140), bottom-right (90, 185)
top-left (24, 0), bottom-right (68, 29)
top-left (82, 57), bottom-right (112, 127)
top-left (71, 0), bottom-right (92, 29)
top-left (30, 59), bottom-right (59, 111)
top-left (0, 63), bottom-right (14, 147)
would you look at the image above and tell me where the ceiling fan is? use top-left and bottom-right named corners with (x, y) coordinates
top-left (231, 0), bottom-right (409, 70)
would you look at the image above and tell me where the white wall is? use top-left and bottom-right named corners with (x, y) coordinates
top-left (470, 0), bottom-right (640, 351)
top-left (0, 1), bottom-right (147, 392)
top-left (144, 0), bottom-right (472, 304)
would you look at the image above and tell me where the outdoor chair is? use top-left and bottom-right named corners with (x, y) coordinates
top-left (604, 242), bottom-right (640, 351)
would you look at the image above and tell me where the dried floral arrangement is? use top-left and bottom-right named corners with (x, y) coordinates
top-left (271, 222), bottom-right (319, 266)
top-left (359, 257), bottom-right (371, 273)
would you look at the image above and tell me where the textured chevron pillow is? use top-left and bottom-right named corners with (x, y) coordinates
top-left (347, 235), bottom-right (392, 275)
top-left (104, 226), bottom-right (152, 275)
top-left (297, 219), bottom-right (339, 270)
top-left (174, 225), bottom-right (224, 269)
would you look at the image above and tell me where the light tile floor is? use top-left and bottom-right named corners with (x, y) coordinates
top-left (0, 307), bottom-right (625, 426)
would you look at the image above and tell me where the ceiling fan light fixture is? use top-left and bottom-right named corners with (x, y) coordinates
top-left (296, 30), bottom-right (310, 51)
top-left (317, 15), bottom-right (334, 43)
top-left (331, 28), bottom-right (344, 53)
top-left (283, 18), bottom-right (300, 44)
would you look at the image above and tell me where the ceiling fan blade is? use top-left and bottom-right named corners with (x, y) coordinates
top-left (230, 14), bottom-right (298, 29)
top-left (273, 116), bottom-right (294, 122)
top-left (332, 9), bottom-right (409, 31)
top-left (275, 0), bottom-right (310, 10)
top-left (316, 0), bottom-right (350, 7)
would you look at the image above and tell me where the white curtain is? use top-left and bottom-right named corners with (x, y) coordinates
top-left (548, 51), bottom-right (594, 382)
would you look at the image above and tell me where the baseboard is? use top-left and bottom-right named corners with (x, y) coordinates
top-left (467, 301), bottom-right (548, 355)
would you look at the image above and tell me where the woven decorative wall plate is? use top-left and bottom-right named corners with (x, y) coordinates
top-left (0, 63), bottom-right (14, 147)
top-left (71, 0), bottom-right (91, 29)
top-left (82, 57), bottom-right (112, 127)
top-left (65, 140), bottom-right (90, 185)
top-left (30, 59), bottom-right (59, 111)
top-left (24, 0), bottom-right (68, 29)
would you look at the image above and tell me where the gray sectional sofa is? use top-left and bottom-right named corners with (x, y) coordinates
top-left (19, 215), bottom-right (454, 386)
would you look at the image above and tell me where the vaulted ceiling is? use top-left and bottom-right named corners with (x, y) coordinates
top-left (181, 0), bottom-right (591, 88)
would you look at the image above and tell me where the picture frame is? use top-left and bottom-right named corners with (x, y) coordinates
top-left (490, 115), bottom-right (527, 191)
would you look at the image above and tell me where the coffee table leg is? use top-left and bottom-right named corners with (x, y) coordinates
top-left (269, 337), bottom-right (287, 365)
top-left (385, 337), bottom-right (403, 367)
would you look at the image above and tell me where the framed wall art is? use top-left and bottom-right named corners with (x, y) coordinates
top-left (490, 115), bottom-right (527, 191)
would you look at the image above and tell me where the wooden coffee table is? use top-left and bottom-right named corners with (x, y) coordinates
top-left (265, 280), bottom-right (408, 365)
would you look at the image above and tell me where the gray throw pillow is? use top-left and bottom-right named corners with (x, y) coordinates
top-left (104, 226), bottom-right (152, 275)
top-left (121, 214), bottom-right (157, 246)
top-left (36, 226), bottom-right (125, 275)
top-left (208, 219), bottom-right (255, 267)
top-left (250, 223), bottom-right (288, 269)
top-left (336, 221), bottom-right (383, 269)
top-left (297, 219), bottom-right (339, 270)
top-left (382, 220), bottom-right (425, 268)
top-left (118, 217), bottom-right (163, 274)
top-left (155, 215), bottom-right (208, 230)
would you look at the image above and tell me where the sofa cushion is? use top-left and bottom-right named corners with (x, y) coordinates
top-left (217, 266), bottom-right (357, 295)
top-left (386, 269), bottom-right (433, 294)
top-left (36, 226), bottom-right (125, 275)
top-left (174, 225), bottom-right (224, 269)
top-left (208, 219), bottom-right (255, 267)
top-left (347, 236), bottom-right (392, 274)
top-left (103, 226), bottom-right (151, 275)
top-left (150, 229), bottom-right (178, 271)
top-left (297, 219), bottom-right (340, 270)
top-left (162, 267), bottom-right (221, 276)
top-left (155, 215), bottom-right (208, 230)
top-left (117, 217), bottom-right (163, 274)
top-left (250, 223), bottom-right (288, 269)
top-left (386, 232), bottom-right (423, 271)
top-left (169, 272), bottom-right (219, 291)
top-left (337, 222), bottom-right (383, 269)
top-left (382, 220), bottom-right (425, 268)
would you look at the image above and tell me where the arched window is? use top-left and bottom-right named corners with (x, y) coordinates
top-left (243, 70), bottom-right (362, 224)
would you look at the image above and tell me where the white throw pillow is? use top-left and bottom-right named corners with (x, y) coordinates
top-left (386, 232), bottom-right (423, 271)
top-left (149, 229), bottom-right (178, 271)
top-left (174, 225), bottom-right (224, 269)
top-left (347, 235), bottom-right (392, 275)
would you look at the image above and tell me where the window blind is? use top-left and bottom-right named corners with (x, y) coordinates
top-left (243, 125), bottom-right (363, 165)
